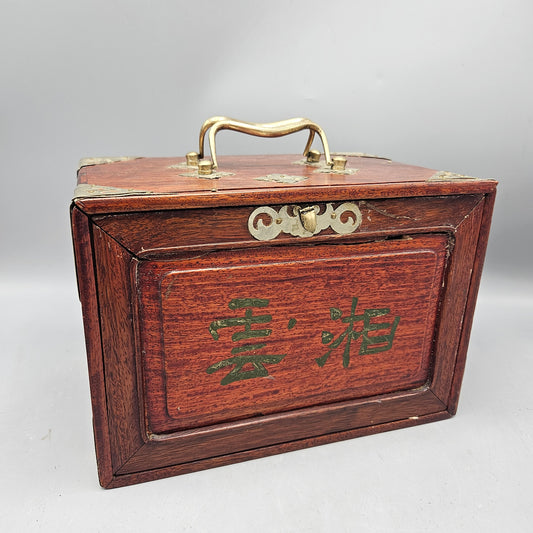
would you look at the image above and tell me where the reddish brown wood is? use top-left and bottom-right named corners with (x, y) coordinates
top-left (430, 200), bottom-right (485, 403)
top-left (75, 155), bottom-right (445, 193)
top-left (71, 154), bottom-right (497, 488)
top-left (91, 195), bottom-right (482, 257)
top-left (92, 227), bottom-right (144, 468)
top-left (137, 236), bottom-right (446, 433)
top-left (74, 155), bottom-right (497, 214)
top-left (117, 389), bottom-right (446, 475)
top-left (107, 410), bottom-right (451, 488)
top-left (75, 182), bottom-right (496, 215)
top-left (446, 191), bottom-right (497, 413)
top-left (70, 207), bottom-right (114, 487)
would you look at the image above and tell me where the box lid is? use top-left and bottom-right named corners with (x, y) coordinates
top-left (74, 154), bottom-right (496, 214)
top-left (73, 116), bottom-right (496, 214)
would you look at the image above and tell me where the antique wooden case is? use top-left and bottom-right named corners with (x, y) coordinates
top-left (71, 118), bottom-right (496, 488)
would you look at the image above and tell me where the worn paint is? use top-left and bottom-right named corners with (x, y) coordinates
top-left (207, 294), bottom-right (400, 385)
top-left (316, 297), bottom-right (401, 368)
top-left (206, 354), bottom-right (287, 385)
top-left (206, 298), bottom-right (289, 385)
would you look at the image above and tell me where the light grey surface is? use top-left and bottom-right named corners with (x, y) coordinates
top-left (1, 1), bottom-right (532, 531)
top-left (1, 277), bottom-right (532, 532)
top-left (1, 0), bottom-right (532, 282)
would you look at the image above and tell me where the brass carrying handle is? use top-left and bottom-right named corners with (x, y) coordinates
top-left (191, 117), bottom-right (333, 171)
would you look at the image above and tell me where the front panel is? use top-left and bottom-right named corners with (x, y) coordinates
top-left (72, 184), bottom-right (495, 487)
top-left (137, 235), bottom-right (447, 436)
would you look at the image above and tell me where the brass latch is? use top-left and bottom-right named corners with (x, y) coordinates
top-left (248, 203), bottom-right (362, 241)
top-left (297, 206), bottom-right (318, 233)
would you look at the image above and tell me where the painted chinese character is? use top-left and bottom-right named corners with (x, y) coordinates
top-left (316, 297), bottom-right (400, 368)
top-left (206, 298), bottom-right (292, 385)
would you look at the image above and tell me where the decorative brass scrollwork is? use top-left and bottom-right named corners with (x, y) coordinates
top-left (248, 202), bottom-right (362, 241)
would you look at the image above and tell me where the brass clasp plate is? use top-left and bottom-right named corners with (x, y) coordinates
top-left (248, 203), bottom-right (362, 241)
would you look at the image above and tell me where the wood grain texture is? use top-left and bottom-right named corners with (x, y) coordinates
top-left (75, 155), bottom-right (447, 193)
top-left (74, 155), bottom-right (497, 214)
top-left (70, 155), bottom-right (497, 488)
top-left (106, 410), bottom-right (451, 488)
top-left (137, 236), bottom-right (447, 434)
top-left (92, 195), bottom-right (482, 258)
top-left (92, 226), bottom-right (144, 469)
top-left (429, 200), bottom-right (484, 403)
top-left (446, 191), bottom-right (497, 414)
top-left (116, 388), bottom-right (446, 475)
top-left (70, 207), bottom-right (114, 487)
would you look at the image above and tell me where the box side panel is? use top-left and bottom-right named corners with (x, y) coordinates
top-left (70, 206), bottom-right (114, 487)
top-left (446, 192), bottom-right (497, 413)
top-left (430, 197), bottom-right (485, 403)
top-left (91, 226), bottom-right (144, 473)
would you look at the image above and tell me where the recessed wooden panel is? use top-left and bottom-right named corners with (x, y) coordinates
top-left (137, 234), bottom-right (447, 434)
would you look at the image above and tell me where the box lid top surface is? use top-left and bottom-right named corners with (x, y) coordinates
top-left (73, 154), bottom-right (496, 213)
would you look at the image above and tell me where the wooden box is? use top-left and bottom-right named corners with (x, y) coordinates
top-left (71, 118), bottom-right (497, 488)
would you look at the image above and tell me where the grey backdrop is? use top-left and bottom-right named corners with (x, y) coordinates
top-left (1, 1), bottom-right (532, 532)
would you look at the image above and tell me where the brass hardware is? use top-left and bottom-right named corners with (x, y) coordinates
top-left (198, 160), bottom-right (214, 175)
top-left (332, 156), bottom-right (347, 171)
top-left (186, 152), bottom-right (199, 167)
top-left (248, 203), bottom-right (362, 241)
top-left (292, 157), bottom-right (357, 175)
top-left (193, 117), bottom-right (333, 170)
top-left (298, 206), bottom-right (318, 233)
top-left (332, 152), bottom-right (392, 161)
top-left (306, 149), bottom-right (321, 163)
top-left (427, 170), bottom-right (481, 182)
top-left (255, 173), bottom-right (307, 184)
